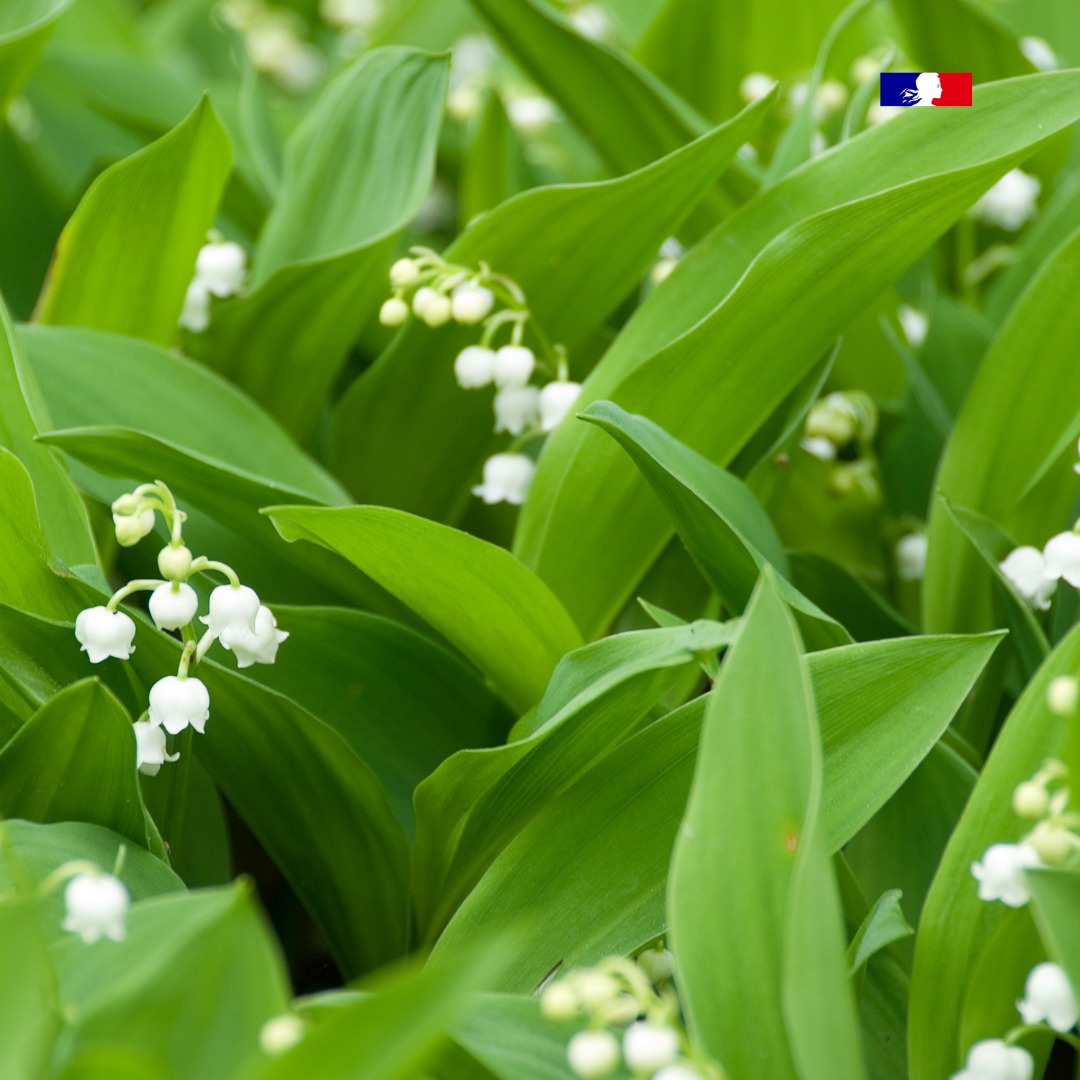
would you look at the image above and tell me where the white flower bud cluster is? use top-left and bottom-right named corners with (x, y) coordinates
top-left (217, 0), bottom-right (324, 92)
top-left (799, 391), bottom-right (880, 500)
top-left (179, 235), bottom-right (248, 334)
top-left (540, 954), bottom-right (712, 1080)
top-left (1000, 529), bottom-right (1080, 612)
top-left (74, 481), bottom-right (288, 777)
top-left (379, 248), bottom-right (585, 506)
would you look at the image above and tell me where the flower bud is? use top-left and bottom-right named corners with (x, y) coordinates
top-left (418, 292), bottom-right (452, 327)
top-left (493, 345), bottom-right (535, 389)
top-left (637, 947), bottom-right (675, 984)
top-left (567, 1030), bottom-right (619, 1078)
top-left (540, 981), bottom-right (579, 1021)
top-left (898, 304), bottom-right (928, 348)
top-left (896, 533), bottom-right (928, 582)
top-left (111, 493), bottom-right (140, 516)
top-left (1012, 780), bottom-right (1050, 820)
top-left (451, 282), bottom-right (495, 324)
top-left (1047, 675), bottom-right (1079, 716)
top-left (158, 544), bottom-right (193, 581)
top-left (75, 607), bottom-right (137, 663)
top-left (389, 258), bottom-right (422, 289)
top-left (379, 297), bottom-right (409, 326)
top-left (62, 872), bottom-right (129, 944)
top-left (1029, 820), bottom-right (1074, 865)
top-left (623, 1021), bottom-right (680, 1072)
top-left (148, 675), bottom-right (210, 735)
top-left (454, 346), bottom-right (496, 389)
top-left (411, 286), bottom-right (438, 316)
top-left (149, 583), bottom-right (199, 631)
top-left (739, 72), bottom-right (776, 103)
top-left (113, 509), bottom-right (156, 547)
top-left (260, 1014), bottom-right (304, 1055)
top-left (574, 971), bottom-right (619, 1010)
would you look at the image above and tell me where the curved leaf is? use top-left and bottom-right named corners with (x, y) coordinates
top-left (0, 0), bottom-right (73, 108)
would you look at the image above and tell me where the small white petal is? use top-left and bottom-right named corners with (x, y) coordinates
top-left (472, 453), bottom-right (534, 505)
top-left (148, 675), bottom-right (210, 735)
top-left (220, 606), bottom-right (289, 669)
top-left (179, 280), bottom-right (211, 333)
top-left (134, 720), bottom-right (179, 777)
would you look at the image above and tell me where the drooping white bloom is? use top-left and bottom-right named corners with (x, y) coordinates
top-left (220, 606), bottom-right (289, 669)
top-left (951, 1039), bottom-right (1034, 1080)
top-left (569, 4), bottom-right (612, 40)
top-left (653, 1067), bottom-right (706, 1080)
top-left (1043, 532), bottom-right (1080, 588)
top-left (148, 675), bottom-right (210, 735)
top-left (201, 584), bottom-right (261, 637)
top-left (896, 533), bottom-right (929, 582)
top-left (898, 304), bottom-right (929, 348)
top-left (637, 946), bottom-right (676, 983)
top-left (63, 872), bottom-right (129, 944)
top-left (473, 453), bottom-right (535, 505)
top-left (539, 381), bottom-right (582, 432)
top-left (320, 0), bottom-right (379, 32)
top-left (493, 345), bottom-right (535, 389)
top-left (567, 1030), bottom-right (619, 1079)
top-left (389, 257), bottom-right (422, 289)
top-left (148, 583), bottom-right (199, 632)
top-left (451, 282), bottom-right (495, 324)
top-left (195, 241), bottom-right (247, 297)
top-left (507, 95), bottom-right (558, 135)
top-left (623, 1021), bottom-right (680, 1072)
top-left (134, 720), bottom-right (179, 777)
top-left (999, 547), bottom-right (1055, 610)
top-left (379, 297), bottom-right (409, 326)
top-left (454, 346), bottom-right (497, 388)
top-left (260, 1014), bottom-right (305, 1055)
top-left (1020, 36), bottom-right (1057, 72)
top-left (1017, 962), bottom-right (1079, 1032)
top-left (739, 72), bottom-right (776, 103)
top-left (1048, 675), bottom-right (1079, 717)
top-left (972, 170), bottom-right (1041, 231)
top-left (75, 607), bottom-right (137, 663)
top-left (971, 843), bottom-right (1044, 907)
top-left (113, 508), bottom-right (156, 547)
top-left (540, 981), bottom-right (579, 1020)
top-left (179, 279), bottom-right (211, 333)
top-left (494, 386), bottom-right (540, 436)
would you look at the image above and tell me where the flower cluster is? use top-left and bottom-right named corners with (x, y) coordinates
top-left (957, 758), bottom-right (1080, 1077)
top-left (799, 390), bottom-right (881, 502)
top-left (540, 951), bottom-right (716, 1080)
top-left (218, 0), bottom-right (324, 92)
top-left (378, 248), bottom-right (583, 506)
top-left (179, 235), bottom-right (248, 334)
top-left (74, 481), bottom-right (287, 776)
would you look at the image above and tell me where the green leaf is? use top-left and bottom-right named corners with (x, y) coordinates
top-left (327, 99), bottom-right (770, 521)
top-left (924, 222), bottom-right (1080, 636)
top-left (847, 890), bottom-right (915, 976)
top-left (515, 72), bottom-right (1080, 639)
top-left (0, 895), bottom-right (57, 1080)
top-left (36, 98), bottom-right (232, 345)
top-left (189, 48), bottom-right (448, 440)
top-left (0, 0), bottom-right (73, 109)
top-left (50, 885), bottom-right (290, 1080)
top-left (413, 620), bottom-right (736, 939)
top-left (668, 573), bottom-right (864, 1079)
top-left (431, 631), bottom-right (1000, 990)
top-left (0, 678), bottom-right (147, 847)
top-left (908, 624), bottom-right (1080, 1078)
top-left (581, 401), bottom-right (850, 647)
top-left (1028, 869), bottom-right (1080, 995)
top-left (266, 505), bottom-right (584, 714)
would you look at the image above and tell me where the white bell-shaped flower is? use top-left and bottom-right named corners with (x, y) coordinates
top-left (507, 95), bottom-right (557, 135)
top-left (113, 508), bottom-right (156, 547)
top-left (493, 345), bottom-right (535, 389)
top-left (63, 872), bottom-right (130, 943)
top-left (896, 533), bottom-right (929, 582)
top-left (201, 584), bottom-right (261, 637)
top-left (179, 279), bottom-right (211, 333)
top-left (1020, 36), bottom-right (1057, 72)
top-left (134, 720), bottom-right (179, 777)
top-left (540, 981), bottom-right (579, 1021)
top-left (971, 842), bottom-right (1044, 907)
top-left (951, 1039), bottom-right (1034, 1080)
top-left (75, 607), bottom-right (137, 663)
top-left (195, 241), bottom-right (247, 297)
top-left (539, 381), bottom-right (582, 432)
top-left (1017, 962), bottom-right (1079, 1032)
top-left (454, 346), bottom-right (496, 388)
top-left (739, 72), bottom-right (776, 103)
top-left (567, 1030), bottom-right (619, 1079)
top-left (260, 1014), bottom-right (305, 1055)
top-left (389, 257), bottom-right (422, 288)
top-left (451, 282), bottom-right (495, 324)
top-left (148, 675), bottom-right (210, 735)
top-left (472, 453), bottom-right (535, 505)
top-left (898, 304), bottom-right (928, 348)
top-left (637, 947), bottom-right (676, 984)
top-left (148, 583), bottom-right (199, 632)
top-left (1048, 675), bottom-right (1079, 716)
top-left (623, 1021), bottom-right (680, 1072)
top-left (220, 605), bottom-right (289, 668)
top-left (999, 547), bottom-right (1056, 610)
top-left (569, 4), bottom-right (611, 40)
top-left (379, 297), bottom-right (408, 326)
top-left (1043, 532), bottom-right (1080, 589)
top-left (972, 170), bottom-right (1041, 231)
top-left (494, 386), bottom-right (540, 435)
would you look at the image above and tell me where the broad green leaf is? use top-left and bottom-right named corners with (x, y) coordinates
top-left (50, 885), bottom-right (289, 1080)
top-left (0, 0), bottom-right (73, 108)
top-left (189, 48), bottom-right (448, 440)
top-left (1028, 869), bottom-right (1080, 995)
top-left (0, 678), bottom-right (146, 847)
top-left (0, 298), bottom-right (96, 569)
top-left (248, 942), bottom-right (511, 1080)
top-left (249, 605), bottom-right (508, 834)
top-left (0, 896), bottom-right (57, 1080)
top-left (413, 620), bottom-right (735, 939)
top-left (266, 505), bottom-right (584, 714)
top-left (327, 98), bottom-right (770, 521)
top-left (847, 890), bottom-right (915, 976)
top-left (669, 574), bottom-right (863, 1079)
top-left (457, 91), bottom-right (532, 227)
top-left (582, 401), bottom-right (850, 647)
top-left (908, 625), bottom-right (1080, 1078)
top-left (432, 631), bottom-right (1001, 990)
top-left (924, 222), bottom-right (1080, 637)
top-left (0, 820), bottom-right (184, 944)
top-left (516, 72), bottom-right (1080, 639)
top-left (37, 98), bottom-right (232, 345)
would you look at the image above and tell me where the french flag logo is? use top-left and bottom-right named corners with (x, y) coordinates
top-left (880, 72), bottom-right (973, 106)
